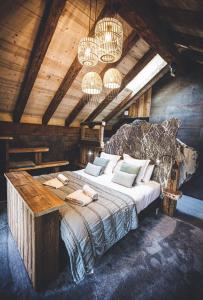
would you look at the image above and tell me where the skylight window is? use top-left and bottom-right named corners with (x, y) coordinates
top-left (126, 54), bottom-right (167, 93)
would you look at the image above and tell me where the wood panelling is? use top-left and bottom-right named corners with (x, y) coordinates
top-left (42, 2), bottom-right (111, 125)
top-left (128, 88), bottom-right (152, 117)
top-left (118, 0), bottom-right (175, 63)
top-left (0, 122), bottom-right (80, 162)
top-left (6, 172), bottom-right (64, 289)
top-left (150, 65), bottom-right (203, 166)
top-left (13, 0), bottom-right (66, 122)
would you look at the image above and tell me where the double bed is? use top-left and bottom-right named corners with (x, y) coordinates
top-left (6, 118), bottom-right (194, 289)
top-left (37, 169), bottom-right (161, 282)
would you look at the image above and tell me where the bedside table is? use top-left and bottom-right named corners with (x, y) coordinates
top-left (162, 189), bottom-right (182, 217)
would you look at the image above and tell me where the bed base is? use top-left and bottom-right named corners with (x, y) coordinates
top-left (5, 171), bottom-right (65, 290)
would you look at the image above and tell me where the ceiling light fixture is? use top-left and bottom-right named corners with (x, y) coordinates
top-left (95, 17), bottom-right (123, 63)
top-left (103, 68), bottom-right (122, 89)
top-left (82, 72), bottom-right (102, 95)
top-left (78, 0), bottom-right (98, 66)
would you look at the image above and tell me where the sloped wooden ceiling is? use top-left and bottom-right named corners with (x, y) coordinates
top-left (154, 0), bottom-right (203, 65)
top-left (4, 0), bottom-right (200, 127)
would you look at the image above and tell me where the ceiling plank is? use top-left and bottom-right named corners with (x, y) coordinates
top-left (158, 6), bottom-right (203, 30)
top-left (42, 3), bottom-right (111, 125)
top-left (117, 0), bottom-right (176, 63)
top-left (65, 31), bottom-right (140, 127)
top-left (13, 0), bottom-right (67, 123)
top-left (172, 31), bottom-right (203, 50)
top-left (85, 48), bottom-right (156, 123)
top-left (104, 65), bottom-right (169, 123)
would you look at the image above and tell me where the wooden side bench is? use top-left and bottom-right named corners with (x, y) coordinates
top-left (5, 171), bottom-right (65, 290)
top-left (9, 160), bottom-right (69, 172)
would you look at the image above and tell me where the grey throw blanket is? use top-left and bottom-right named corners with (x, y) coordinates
top-left (37, 171), bottom-right (138, 283)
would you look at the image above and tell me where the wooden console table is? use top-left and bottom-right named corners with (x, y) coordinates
top-left (5, 171), bottom-right (65, 290)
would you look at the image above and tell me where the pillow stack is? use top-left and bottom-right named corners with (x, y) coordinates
top-left (84, 153), bottom-right (114, 177)
top-left (112, 154), bottom-right (154, 188)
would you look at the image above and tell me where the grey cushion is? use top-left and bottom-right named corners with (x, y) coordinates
top-left (84, 163), bottom-right (103, 177)
top-left (120, 162), bottom-right (140, 175)
top-left (112, 170), bottom-right (136, 188)
top-left (93, 157), bottom-right (109, 174)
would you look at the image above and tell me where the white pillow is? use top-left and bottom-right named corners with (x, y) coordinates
top-left (114, 159), bottom-right (124, 173)
top-left (142, 165), bottom-right (155, 182)
top-left (123, 154), bottom-right (150, 183)
top-left (100, 152), bottom-right (121, 175)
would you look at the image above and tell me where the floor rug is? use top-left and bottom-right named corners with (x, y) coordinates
top-left (0, 207), bottom-right (203, 300)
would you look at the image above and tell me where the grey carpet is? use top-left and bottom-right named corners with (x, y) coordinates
top-left (0, 205), bottom-right (203, 300)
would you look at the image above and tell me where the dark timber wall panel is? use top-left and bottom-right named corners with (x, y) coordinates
top-left (150, 66), bottom-right (203, 167)
top-left (0, 123), bottom-right (80, 164)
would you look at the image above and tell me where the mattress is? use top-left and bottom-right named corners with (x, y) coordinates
top-left (75, 169), bottom-right (161, 214)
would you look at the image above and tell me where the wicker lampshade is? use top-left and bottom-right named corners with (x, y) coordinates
top-left (78, 37), bottom-right (98, 67)
top-left (82, 72), bottom-right (102, 94)
top-left (103, 68), bottom-right (122, 89)
top-left (95, 17), bottom-right (123, 63)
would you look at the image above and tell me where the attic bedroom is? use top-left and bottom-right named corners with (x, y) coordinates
top-left (0, 1), bottom-right (202, 300)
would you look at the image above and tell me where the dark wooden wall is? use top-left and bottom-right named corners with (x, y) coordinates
top-left (0, 122), bottom-right (80, 164)
top-left (150, 65), bottom-right (203, 168)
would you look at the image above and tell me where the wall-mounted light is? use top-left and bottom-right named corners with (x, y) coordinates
top-left (88, 150), bottom-right (93, 156)
top-left (124, 110), bottom-right (129, 116)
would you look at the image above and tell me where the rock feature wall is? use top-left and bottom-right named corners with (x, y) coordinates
top-left (104, 119), bottom-right (197, 188)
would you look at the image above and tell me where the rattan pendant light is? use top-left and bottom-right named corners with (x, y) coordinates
top-left (95, 17), bottom-right (123, 63)
top-left (78, 0), bottom-right (98, 66)
top-left (82, 72), bottom-right (102, 94)
top-left (78, 37), bottom-right (98, 67)
top-left (103, 68), bottom-right (122, 89)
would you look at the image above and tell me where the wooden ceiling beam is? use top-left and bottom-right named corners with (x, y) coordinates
top-left (85, 48), bottom-right (156, 123)
top-left (117, 0), bottom-right (176, 63)
top-left (42, 3), bottom-right (111, 125)
top-left (104, 65), bottom-right (169, 123)
top-left (65, 30), bottom-right (139, 127)
top-left (13, 0), bottom-right (66, 123)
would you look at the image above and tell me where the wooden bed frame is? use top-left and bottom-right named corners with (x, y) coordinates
top-left (5, 166), bottom-right (181, 290)
top-left (5, 171), bottom-right (65, 290)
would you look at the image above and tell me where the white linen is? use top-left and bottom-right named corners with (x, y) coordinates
top-left (123, 154), bottom-right (150, 183)
top-left (75, 169), bottom-right (160, 214)
top-left (143, 165), bottom-right (155, 182)
top-left (100, 152), bottom-right (121, 175)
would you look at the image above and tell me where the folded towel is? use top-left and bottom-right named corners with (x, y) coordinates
top-left (43, 174), bottom-right (69, 189)
top-left (83, 184), bottom-right (98, 200)
top-left (66, 189), bottom-right (93, 206)
top-left (57, 173), bottom-right (69, 185)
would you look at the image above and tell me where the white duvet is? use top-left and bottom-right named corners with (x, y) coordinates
top-left (75, 169), bottom-right (161, 214)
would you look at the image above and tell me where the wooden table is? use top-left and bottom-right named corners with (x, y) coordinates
top-left (5, 171), bottom-right (65, 290)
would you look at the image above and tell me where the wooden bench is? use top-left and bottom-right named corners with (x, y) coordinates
top-left (5, 171), bottom-right (65, 290)
top-left (9, 160), bottom-right (69, 172)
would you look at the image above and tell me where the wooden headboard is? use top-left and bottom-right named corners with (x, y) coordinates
top-left (104, 118), bottom-right (181, 188)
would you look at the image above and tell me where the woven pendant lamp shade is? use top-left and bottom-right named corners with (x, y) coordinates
top-left (95, 17), bottom-right (123, 63)
top-left (103, 68), bottom-right (122, 89)
top-left (78, 37), bottom-right (98, 67)
top-left (82, 72), bottom-right (102, 94)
